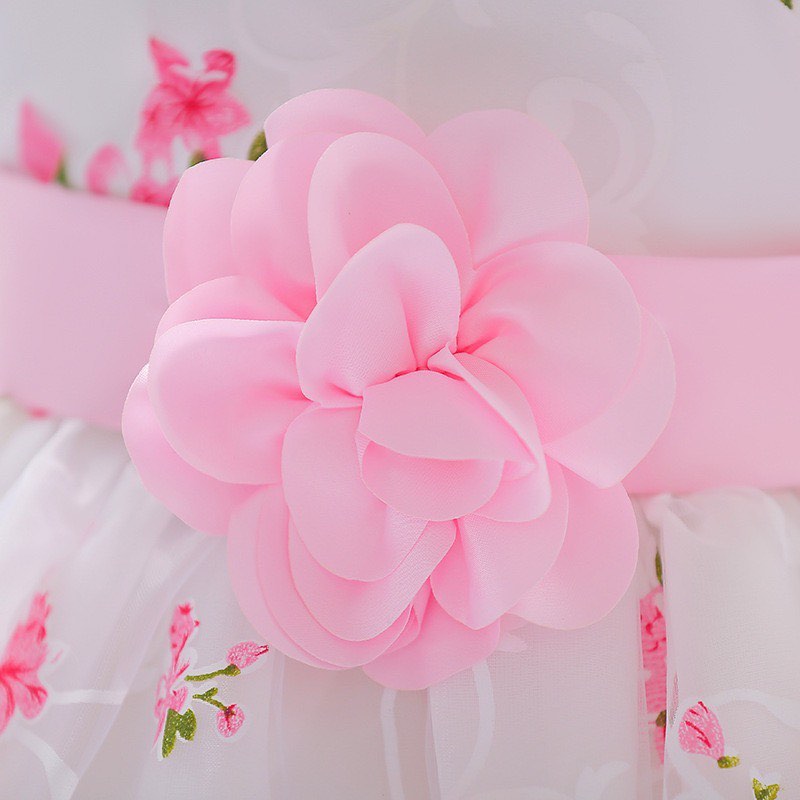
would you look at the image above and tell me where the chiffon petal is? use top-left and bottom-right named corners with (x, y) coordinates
top-left (281, 407), bottom-right (428, 581)
top-left (149, 318), bottom-right (307, 485)
top-left (512, 472), bottom-right (639, 629)
top-left (426, 109), bottom-right (589, 264)
top-left (163, 157), bottom-right (252, 301)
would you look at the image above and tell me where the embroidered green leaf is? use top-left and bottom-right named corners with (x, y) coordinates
top-left (55, 160), bottom-right (70, 188)
top-left (162, 707), bottom-right (197, 759)
top-left (247, 130), bottom-right (268, 161)
top-left (717, 755), bottom-right (740, 769)
top-left (185, 663), bottom-right (241, 682)
top-left (655, 550), bottom-right (663, 586)
top-left (188, 150), bottom-right (207, 168)
top-left (780, 0), bottom-right (792, 9)
top-left (753, 778), bottom-right (781, 800)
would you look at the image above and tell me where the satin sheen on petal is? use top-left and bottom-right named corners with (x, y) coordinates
top-left (282, 407), bottom-right (428, 581)
top-left (123, 369), bottom-right (256, 537)
top-left (426, 109), bottom-right (589, 265)
top-left (307, 133), bottom-right (472, 298)
top-left (431, 462), bottom-right (569, 629)
top-left (296, 224), bottom-right (460, 406)
top-left (264, 88), bottom-right (426, 151)
top-left (363, 597), bottom-right (501, 691)
top-left (458, 241), bottom-right (642, 441)
top-left (288, 519), bottom-right (455, 641)
top-left (149, 318), bottom-right (308, 485)
top-left (512, 472), bottom-right (639, 629)
top-left (230, 134), bottom-right (335, 319)
top-left (163, 157), bottom-right (252, 301)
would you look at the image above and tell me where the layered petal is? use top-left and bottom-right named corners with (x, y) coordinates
top-left (281, 407), bottom-right (428, 581)
top-left (296, 224), bottom-right (460, 405)
top-left (227, 488), bottom-right (406, 668)
top-left (123, 369), bottom-right (255, 536)
top-left (458, 241), bottom-right (642, 441)
top-left (426, 109), bottom-right (589, 264)
top-left (513, 472), bottom-right (639, 629)
top-left (163, 157), bottom-right (252, 301)
top-left (307, 133), bottom-right (471, 297)
top-left (359, 369), bottom-right (529, 462)
top-left (264, 88), bottom-right (426, 151)
top-left (288, 519), bottom-right (455, 641)
top-left (361, 442), bottom-right (504, 521)
top-left (363, 597), bottom-right (501, 691)
top-left (149, 318), bottom-right (307, 485)
top-left (544, 310), bottom-right (675, 487)
top-left (230, 133), bottom-right (335, 319)
top-left (431, 461), bottom-right (569, 629)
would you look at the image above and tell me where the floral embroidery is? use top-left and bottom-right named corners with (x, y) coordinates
top-left (154, 602), bottom-right (268, 759)
top-left (640, 551), bottom-right (667, 761)
top-left (752, 769), bottom-right (782, 799)
top-left (19, 37), bottom-right (255, 207)
top-left (678, 701), bottom-right (740, 768)
top-left (0, 594), bottom-right (52, 735)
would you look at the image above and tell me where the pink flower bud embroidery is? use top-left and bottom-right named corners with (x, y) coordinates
top-left (227, 641), bottom-right (269, 670)
top-left (216, 704), bottom-right (245, 737)
top-left (678, 701), bottom-right (739, 768)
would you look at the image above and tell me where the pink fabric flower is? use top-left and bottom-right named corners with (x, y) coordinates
top-left (679, 701), bottom-right (739, 768)
top-left (123, 89), bottom-right (675, 689)
top-left (18, 102), bottom-right (64, 183)
top-left (154, 603), bottom-right (198, 740)
top-left (135, 37), bottom-right (250, 168)
top-left (216, 703), bottom-right (244, 737)
top-left (0, 594), bottom-right (51, 735)
top-left (227, 641), bottom-right (269, 670)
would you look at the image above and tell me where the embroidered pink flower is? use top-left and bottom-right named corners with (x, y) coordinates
top-left (640, 586), bottom-right (667, 760)
top-left (123, 89), bottom-right (675, 690)
top-left (19, 103), bottom-right (64, 184)
top-left (136, 37), bottom-right (249, 168)
top-left (154, 603), bottom-right (198, 741)
top-left (0, 594), bottom-right (51, 735)
top-left (216, 703), bottom-right (245, 737)
top-left (227, 641), bottom-right (269, 670)
top-left (679, 701), bottom-right (740, 768)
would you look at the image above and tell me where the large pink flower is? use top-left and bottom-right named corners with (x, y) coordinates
top-left (123, 90), bottom-right (675, 690)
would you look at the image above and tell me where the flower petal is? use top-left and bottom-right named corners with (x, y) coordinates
top-left (430, 461), bottom-right (569, 629)
top-left (545, 310), bottom-right (675, 487)
top-left (156, 275), bottom-right (300, 341)
top-left (149, 318), bottom-right (307, 485)
top-left (281, 407), bottom-right (428, 581)
top-left (227, 488), bottom-right (404, 669)
top-left (163, 157), bottom-right (252, 301)
top-left (123, 368), bottom-right (255, 536)
top-left (264, 88), bottom-right (426, 150)
top-left (289, 519), bottom-right (455, 641)
top-left (359, 369), bottom-right (528, 462)
top-left (426, 109), bottom-right (589, 264)
top-left (458, 241), bottom-right (642, 441)
top-left (512, 472), bottom-right (639, 629)
top-left (296, 224), bottom-right (461, 406)
top-left (230, 133), bottom-right (335, 319)
top-left (307, 133), bottom-right (471, 297)
top-left (362, 597), bottom-right (500, 691)
top-left (361, 442), bottom-right (503, 522)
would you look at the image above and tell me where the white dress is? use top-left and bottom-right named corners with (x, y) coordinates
top-left (1, 1), bottom-right (800, 798)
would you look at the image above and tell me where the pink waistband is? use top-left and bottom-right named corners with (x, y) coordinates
top-left (2, 170), bottom-right (798, 495)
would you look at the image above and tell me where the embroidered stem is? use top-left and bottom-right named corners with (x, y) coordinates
top-left (247, 130), bottom-right (267, 160)
top-left (185, 663), bottom-right (241, 681)
top-left (192, 687), bottom-right (227, 711)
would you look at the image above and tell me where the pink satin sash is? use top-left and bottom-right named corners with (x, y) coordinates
top-left (2, 171), bottom-right (799, 494)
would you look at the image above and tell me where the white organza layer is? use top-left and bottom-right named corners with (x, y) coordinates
top-left (0, 401), bottom-right (799, 799)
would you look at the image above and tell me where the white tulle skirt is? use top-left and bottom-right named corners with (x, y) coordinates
top-left (0, 399), bottom-right (798, 800)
